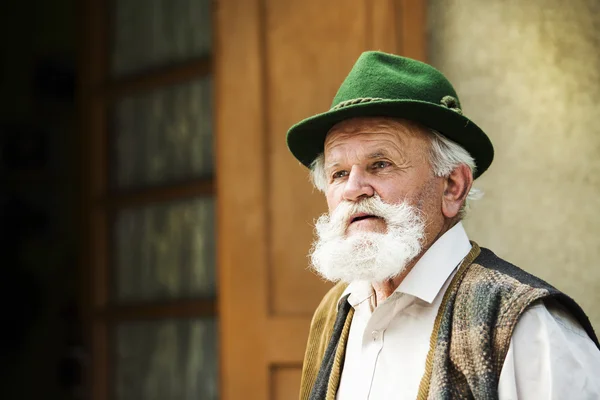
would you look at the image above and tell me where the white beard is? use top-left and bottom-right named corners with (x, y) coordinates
top-left (309, 195), bottom-right (425, 284)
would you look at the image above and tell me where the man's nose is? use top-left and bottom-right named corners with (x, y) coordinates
top-left (342, 166), bottom-right (374, 202)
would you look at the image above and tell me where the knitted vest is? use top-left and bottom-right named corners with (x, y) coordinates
top-left (299, 243), bottom-right (600, 400)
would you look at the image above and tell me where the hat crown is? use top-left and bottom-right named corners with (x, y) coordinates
top-left (331, 51), bottom-right (461, 111)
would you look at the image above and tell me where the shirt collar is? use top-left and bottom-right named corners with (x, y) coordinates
top-left (339, 222), bottom-right (472, 306)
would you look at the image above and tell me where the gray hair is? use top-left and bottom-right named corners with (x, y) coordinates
top-left (309, 129), bottom-right (482, 217)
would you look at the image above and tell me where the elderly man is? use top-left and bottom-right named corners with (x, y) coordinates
top-left (286, 51), bottom-right (600, 400)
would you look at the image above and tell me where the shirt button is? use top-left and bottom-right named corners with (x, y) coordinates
top-left (371, 330), bottom-right (379, 340)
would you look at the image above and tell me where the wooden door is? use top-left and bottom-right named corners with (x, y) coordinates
top-left (80, 0), bottom-right (218, 399)
top-left (216, 0), bottom-right (426, 398)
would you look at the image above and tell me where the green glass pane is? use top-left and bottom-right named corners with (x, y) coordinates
top-left (111, 0), bottom-right (212, 76)
top-left (112, 78), bottom-right (213, 189)
top-left (113, 197), bottom-right (216, 302)
top-left (114, 318), bottom-right (218, 400)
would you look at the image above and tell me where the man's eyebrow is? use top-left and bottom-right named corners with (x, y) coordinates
top-left (366, 150), bottom-right (394, 159)
top-left (324, 161), bottom-right (340, 171)
top-left (324, 149), bottom-right (397, 170)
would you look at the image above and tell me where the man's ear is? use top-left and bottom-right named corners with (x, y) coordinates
top-left (441, 164), bottom-right (473, 219)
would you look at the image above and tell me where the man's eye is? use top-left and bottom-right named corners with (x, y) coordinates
top-left (373, 161), bottom-right (391, 169)
top-left (332, 170), bottom-right (348, 180)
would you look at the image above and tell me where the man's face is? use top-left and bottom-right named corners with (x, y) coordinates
top-left (323, 117), bottom-right (445, 239)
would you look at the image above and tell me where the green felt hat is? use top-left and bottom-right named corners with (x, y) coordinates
top-left (286, 51), bottom-right (494, 179)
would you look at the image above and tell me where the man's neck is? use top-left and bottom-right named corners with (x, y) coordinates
top-left (371, 218), bottom-right (457, 305)
top-left (372, 267), bottom-right (413, 306)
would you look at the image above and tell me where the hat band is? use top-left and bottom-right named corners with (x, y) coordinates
top-left (331, 97), bottom-right (385, 110)
top-left (331, 95), bottom-right (464, 115)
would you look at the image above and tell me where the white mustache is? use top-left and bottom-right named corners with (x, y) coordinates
top-left (322, 195), bottom-right (420, 239)
top-left (334, 197), bottom-right (387, 223)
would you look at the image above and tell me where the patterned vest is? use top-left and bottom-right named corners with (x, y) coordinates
top-left (300, 243), bottom-right (600, 400)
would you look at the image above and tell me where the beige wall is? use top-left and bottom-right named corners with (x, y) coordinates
top-left (428, 0), bottom-right (600, 328)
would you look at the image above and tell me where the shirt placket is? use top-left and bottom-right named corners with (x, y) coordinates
top-left (361, 293), bottom-right (415, 400)
top-left (361, 297), bottom-right (396, 399)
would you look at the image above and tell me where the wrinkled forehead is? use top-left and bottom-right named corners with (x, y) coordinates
top-left (323, 117), bottom-right (430, 160)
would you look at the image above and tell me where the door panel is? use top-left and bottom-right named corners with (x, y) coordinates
top-left (217, 0), bottom-right (426, 398)
top-left (266, 0), bottom-right (366, 316)
top-left (272, 367), bottom-right (302, 399)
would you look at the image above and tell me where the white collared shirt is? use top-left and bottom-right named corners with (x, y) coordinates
top-left (336, 222), bottom-right (600, 399)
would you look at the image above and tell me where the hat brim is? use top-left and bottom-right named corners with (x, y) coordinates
top-left (286, 100), bottom-right (493, 179)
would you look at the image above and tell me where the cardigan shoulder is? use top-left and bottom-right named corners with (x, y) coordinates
top-left (299, 282), bottom-right (348, 400)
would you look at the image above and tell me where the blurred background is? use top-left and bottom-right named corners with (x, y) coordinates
top-left (0, 0), bottom-right (598, 399)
